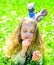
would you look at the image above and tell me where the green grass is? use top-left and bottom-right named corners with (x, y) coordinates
top-left (0, 0), bottom-right (54, 65)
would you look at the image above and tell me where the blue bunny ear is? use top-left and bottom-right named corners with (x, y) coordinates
top-left (27, 2), bottom-right (35, 19)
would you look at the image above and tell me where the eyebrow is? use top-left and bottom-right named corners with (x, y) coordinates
top-left (22, 28), bottom-right (34, 31)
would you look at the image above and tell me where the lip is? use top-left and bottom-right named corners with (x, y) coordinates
top-left (27, 38), bottom-right (32, 41)
top-left (25, 37), bottom-right (32, 41)
top-left (28, 39), bottom-right (31, 41)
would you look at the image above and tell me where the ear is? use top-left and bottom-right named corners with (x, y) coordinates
top-left (35, 9), bottom-right (47, 22)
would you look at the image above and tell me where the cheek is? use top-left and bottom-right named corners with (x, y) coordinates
top-left (21, 32), bottom-right (25, 39)
top-left (31, 34), bottom-right (34, 38)
top-left (30, 34), bottom-right (34, 41)
top-left (31, 34), bottom-right (34, 41)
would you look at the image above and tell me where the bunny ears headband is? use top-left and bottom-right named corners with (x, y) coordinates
top-left (27, 2), bottom-right (47, 22)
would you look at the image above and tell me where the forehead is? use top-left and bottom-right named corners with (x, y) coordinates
top-left (21, 21), bottom-right (35, 30)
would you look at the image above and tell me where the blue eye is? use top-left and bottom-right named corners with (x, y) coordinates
top-left (23, 31), bottom-right (27, 33)
top-left (30, 31), bottom-right (34, 33)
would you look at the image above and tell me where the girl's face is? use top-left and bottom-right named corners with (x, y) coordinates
top-left (21, 21), bottom-right (35, 42)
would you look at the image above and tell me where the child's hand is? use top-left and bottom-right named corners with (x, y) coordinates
top-left (21, 39), bottom-right (31, 57)
top-left (22, 39), bottom-right (31, 52)
top-left (22, 39), bottom-right (31, 47)
top-left (32, 51), bottom-right (41, 61)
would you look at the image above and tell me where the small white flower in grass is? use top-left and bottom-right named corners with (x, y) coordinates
top-left (50, 28), bottom-right (54, 33)
top-left (0, 38), bottom-right (3, 42)
top-left (14, 62), bottom-right (18, 64)
top-left (50, 54), bottom-right (54, 57)
top-left (41, 30), bottom-right (46, 34)
top-left (16, 17), bottom-right (22, 21)
top-left (51, 16), bottom-right (54, 19)
top-left (43, 22), bottom-right (47, 27)
top-left (1, 16), bottom-right (7, 19)
top-left (52, 32), bottom-right (54, 35)
top-left (51, 20), bottom-right (54, 26)
top-left (52, 20), bottom-right (54, 22)
top-left (6, 18), bottom-right (12, 21)
top-left (1, 27), bottom-right (4, 31)
top-left (2, 20), bottom-right (7, 23)
top-left (51, 14), bottom-right (54, 20)
top-left (11, 11), bottom-right (17, 16)
top-left (50, 29), bottom-right (53, 31)
top-left (3, 30), bottom-right (6, 34)
top-left (42, 34), bottom-right (46, 37)
top-left (0, 48), bottom-right (2, 52)
top-left (49, 36), bottom-right (52, 40)
top-left (51, 29), bottom-right (54, 35)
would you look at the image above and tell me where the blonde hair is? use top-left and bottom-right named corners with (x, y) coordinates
top-left (4, 17), bottom-right (46, 58)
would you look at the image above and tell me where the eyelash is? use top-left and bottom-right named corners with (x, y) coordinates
top-left (23, 31), bottom-right (27, 33)
top-left (30, 31), bottom-right (34, 33)
top-left (23, 31), bottom-right (34, 33)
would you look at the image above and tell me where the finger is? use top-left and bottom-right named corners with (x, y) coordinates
top-left (33, 51), bottom-right (41, 57)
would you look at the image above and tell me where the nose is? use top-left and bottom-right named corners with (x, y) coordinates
top-left (25, 32), bottom-right (31, 39)
top-left (26, 32), bottom-right (30, 36)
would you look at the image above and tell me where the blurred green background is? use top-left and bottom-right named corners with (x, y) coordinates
top-left (0, 0), bottom-right (54, 65)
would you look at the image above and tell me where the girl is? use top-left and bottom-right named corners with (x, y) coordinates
top-left (4, 17), bottom-right (46, 65)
